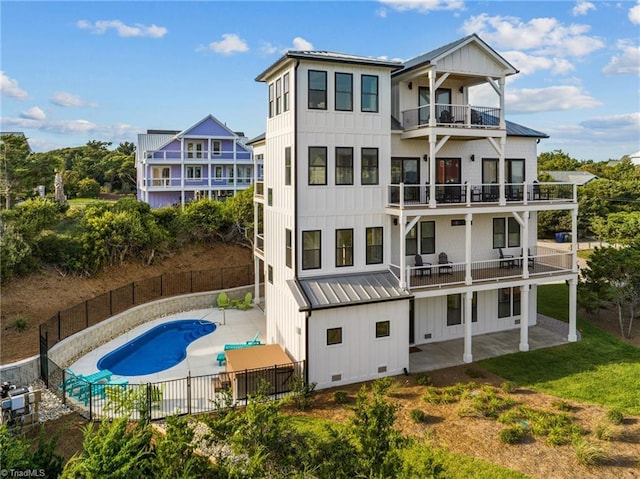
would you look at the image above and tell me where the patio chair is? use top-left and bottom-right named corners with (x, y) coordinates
top-left (438, 252), bottom-right (453, 275)
top-left (498, 248), bottom-right (515, 268)
top-left (216, 292), bottom-right (231, 309)
top-left (521, 248), bottom-right (535, 268)
top-left (439, 109), bottom-right (453, 124)
top-left (414, 254), bottom-right (432, 277)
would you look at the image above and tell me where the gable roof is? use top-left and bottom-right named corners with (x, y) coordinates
top-left (545, 171), bottom-right (598, 185)
top-left (394, 33), bottom-right (518, 78)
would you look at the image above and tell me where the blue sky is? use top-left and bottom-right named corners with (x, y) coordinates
top-left (1, 0), bottom-right (639, 161)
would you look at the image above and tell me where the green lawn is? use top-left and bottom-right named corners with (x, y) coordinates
top-left (480, 284), bottom-right (640, 414)
top-left (67, 197), bottom-right (116, 209)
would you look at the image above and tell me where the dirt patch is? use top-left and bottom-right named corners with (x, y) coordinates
top-left (0, 242), bottom-right (252, 363)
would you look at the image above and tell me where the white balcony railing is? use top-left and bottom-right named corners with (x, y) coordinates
top-left (144, 149), bottom-right (252, 162)
top-left (402, 104), bottom-right (500, 131)
top-left (389, 246), bottom-right (574, 291)
top-left (387, 182), bottom-right (576, 208)
top-left (142, 176), bottom-right (254, 188)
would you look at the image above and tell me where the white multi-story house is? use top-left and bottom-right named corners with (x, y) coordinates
top-left (136, 114), bottom-right (255, 208)
top-left (253, 34), bottom-right (578, 390)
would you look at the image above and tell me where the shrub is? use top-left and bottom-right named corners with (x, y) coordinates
top-left (333, 390), bottom-right (349, 404)
top-left (573, 437), bottom-right (607, 466)
top-left (415, 373), bottom-right (432, 386)
top-left (14, 318), bottom-right (27, 332)
top-left (606, 409), bottom-right (624, 425)
top-left (499, 425), bottom-right (528, 444)
top-left (553, 400), bottom-right (574, 412)
top-left (594, 422), bottom-right (614, 441)
top-left (77, 177), bottom-right (101, 198)
top-left (500, 381), bottom-right (517, 393)
top-left (409, 409), bottom-right (427, 423)
top-left (289, 375), bottom-right (316, 411)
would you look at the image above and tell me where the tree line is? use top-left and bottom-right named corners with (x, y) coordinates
top-left (0, 190), bottom-right (254, 282)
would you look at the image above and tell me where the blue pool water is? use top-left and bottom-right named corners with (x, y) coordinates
top-left (97, 319), bottom-right (216, 376)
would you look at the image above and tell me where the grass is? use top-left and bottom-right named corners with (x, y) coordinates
top-left (576, 249), bottom-right (593, 260)
top-left (67, 197), bottom-right (116, 209)
top-left (480, 284), bottom-right (640, 414)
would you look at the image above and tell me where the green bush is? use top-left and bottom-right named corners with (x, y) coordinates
top-left (552, 399), bottom-right (574, 412)
top-left (415, 373), bottom-right (432, 386)
top-left (606, 409), bottom-right (624, 425)
top-left (333, 390), bottom-right (349, 404)
top-left (77, 177), bottom-right (101, 198)
top-left (409, 408), bottom-right (427, 423)
top-left (500, 381), bottom-right (518, 393)
top-left (289, 375), bottom-right (316, 411)
top-left (573, 437), bottom-right (607, 466)
top-left (499, 425), bottom-right (528, 444)
top-left (14, 318), bottom-right (27, 332)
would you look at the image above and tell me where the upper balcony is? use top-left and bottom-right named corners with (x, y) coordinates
top-left (402, 103), bottom-right (501, 135)
top-left (390, 244), bottom-right (574, 293)
top-left (143, 149), bottom-right (252, 163)
top-left (386, 182), bottom-right (576, 210)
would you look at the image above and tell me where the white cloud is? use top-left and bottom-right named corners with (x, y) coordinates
top-left (259, 42), bottom-right (279, 55)
top-left (502, 51), bottom-right (575, 76)
top-left (291, 37), bottom-right (314, 51)
top-left (50, 91), bottom-right (97, 108)
top-left (1, 115), bottom-right (139, 142)
top-left (580, 112), bottom-right (640, 131)
top-left (630, 1), bottom-right (640, 24)
top-left (603, 40), bottom-right (640, 75)
top-left (461, 14), bottom-right (604, 58)
top-left (20, 107), bottom-right (46, 121)
top-left (1, 72), bottom-right (28, 100)
top-left (205, 33), bottom-right (249, 55)
top-left (76, 19), bottom-right (167, 38)
top-left (376, 7), bottom-right (388, 18)
top-left (504, 86), bottom-right (601, 113)
top-left (572, 0), bottom-right (595, 16)
top-left (379, 0), bottom-right (465, 13)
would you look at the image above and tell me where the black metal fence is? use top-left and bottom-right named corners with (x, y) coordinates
top-left (39, 265), bottom-right (253, 353)
top-left (47, 358), bottom-right (305, 421)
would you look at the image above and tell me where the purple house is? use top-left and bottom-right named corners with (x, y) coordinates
top-left (136, 115), bottom-right (255, 208)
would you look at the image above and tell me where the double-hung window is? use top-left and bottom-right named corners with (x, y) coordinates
top-left (302, 230), bottom-right (321, 270)
top-left (275, 78), bottom-right (282, 115)
top-left (493, 217), bottom-right (520, 248)
top-left (268, 83), bottom-right (274, 118)
top-left (308, 70), bottom-right (327, 110)
top-left (283, 73), bottom-right (290, 112)
top-left (214, 166), bottom-right (223, 180)
top-left (335, 72), bottom-right (353, 111)
top-left (366, 227), bottom-right (383, 264)
top-left (498, 287), bottom-right (521, 318)
top-left (285, 229), bottom-right (292, 268)
top-left (361, 75), bottom-right (379, 112)
top-left (308, 147), bottom-right (327, 185)
top-left (420, 221), bottom-right (435, 254)
top-left (186, 166), bottom-right (202, 180)
top-left (361, 148), bottom-right (379, 185)
top-left (285, 147), bottom-right (292, 186)
top-left (335, 229), bottom-right (353, 267)
top-left (335, 147), bottom-right (353, 185)
top-left (212, 140), bottom-right (221, 156)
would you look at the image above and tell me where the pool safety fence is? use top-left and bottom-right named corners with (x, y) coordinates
top-left (47, 358), bottom-right (305, 421)
top-left (39, 265), bottom-right (255, 384)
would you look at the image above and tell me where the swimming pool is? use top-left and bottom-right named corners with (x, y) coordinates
top-left (97, 319), bottom-right (216, 376)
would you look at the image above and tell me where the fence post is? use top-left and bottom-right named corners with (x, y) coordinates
top-left (190, 271), bottom-right (193, 293)
top-left (57, 312), bottom-right (61, 342)
top-left (274, 365), bottom-right (278, 397)
top-left (88, 382), bottom-right (93, 421)
top-left (62, 368), bottom-right (66, 406)
top-left (109, 290), bottom-right (113, 316)
top-left (187, 374), bottom-right (191, 415)
top-left (85, 300), bottom-right (89, 329)
top-left (147, 383), bottom-right (152, 421)
top-left (160, 275), bottom-right (164, 297)
top-left (132, 282), bottom-right (135, 305)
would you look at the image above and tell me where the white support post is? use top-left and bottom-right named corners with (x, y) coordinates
top-left (465, 213), bottom-right (472, 285)
top-left (568, 278), bottom-right (578, 342)
top-left (571, 208), bottom-right (578, 273)
top-left (463, 291), bottom-right (473, 363)
top-left (254, 259), bottom-right (260, 304)
top-left (519, 284), bottom-right (529, 351)
top-left (522, 210), bottom-right (530, 279)
top-left (499, 136), bottom-right (506, 205)
top-left (428, 133), bottom-right (436, 208)
top-left (399, 210), bottom-right (406, 289)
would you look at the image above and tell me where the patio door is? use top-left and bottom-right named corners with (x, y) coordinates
top-left (419, 87), bottom-right (451, 124)
top-left (436, 158), bottom-right (461, 202)
top-left (391, 157), bottom-right (420, 202)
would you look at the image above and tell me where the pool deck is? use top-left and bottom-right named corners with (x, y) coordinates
top-left (69, 307), bottom-right (267, 383)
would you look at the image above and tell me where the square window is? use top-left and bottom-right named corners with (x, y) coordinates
top-left (327, 327), bottom-right (342, 345)
top-left (376, 320), bottom-right (390, 338)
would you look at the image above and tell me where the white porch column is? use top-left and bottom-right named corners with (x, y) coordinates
top-left (519, 284), bottom-right (529, 351)
top-left (522, 210), bottom-right (530, 279)
top-left (463, 291), bottom-right (473, 363)
top-left (568, 278), bottom-right (578, 341)
top-left (571, 208), bottom-right (578, 273)
top-left (465, 213), bottom-right (472, 284)
top-left (253, 259), bottom-right (260, 304)
top-left (499, 136), bottom-right (506, 205)
top-left (399, 211), bottom-right (406, 289)
top-left (428, 133), bottom-right (436, 208)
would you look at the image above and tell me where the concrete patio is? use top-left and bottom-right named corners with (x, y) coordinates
top-left (409, 315), bottom-right (573, 372)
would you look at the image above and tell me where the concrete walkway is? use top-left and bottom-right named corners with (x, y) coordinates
top-left (409, 315), bottom-right (572, 372)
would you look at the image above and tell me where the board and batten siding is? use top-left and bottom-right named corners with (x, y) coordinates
top-left (412, 285), bottom-right (537, 344)
top-left (308, 300), bottom-right (410, 389)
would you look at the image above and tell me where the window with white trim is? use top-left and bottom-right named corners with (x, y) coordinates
top-left (186, 166), bottom-right (202, 180)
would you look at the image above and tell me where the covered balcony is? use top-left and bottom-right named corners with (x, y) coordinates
top-left (402, 104), bottom-right (500, 131)
top-left (386, 182), bottom-right (576, 209)
top-left (390, 245), bottom-right (574, 293)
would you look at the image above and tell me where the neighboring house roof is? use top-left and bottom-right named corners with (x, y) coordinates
top-left (247, 133), bottom-right (265, 145)
top-left (629, 150), bottom-right (640, 166)
top-left (545, 171), bottom-right (599, 185)
top-left (393, 33), bottom-right (519, 78)
top-left (256, 51), bottom-right (402, 82)
top-left (287, 271), bottom-right (413, 312)
top-left (1, 131), bottom-right (32, 153)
